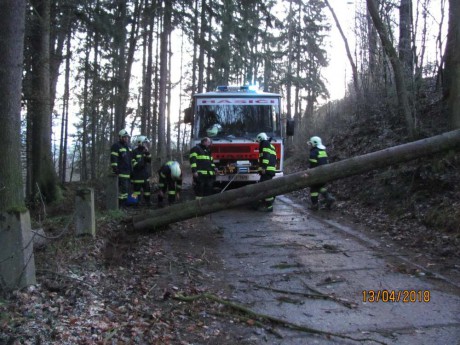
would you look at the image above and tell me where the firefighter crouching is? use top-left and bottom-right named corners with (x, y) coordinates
top-left (189, 137), bottom-right (218, 199)
top-left (111, 129), bottom-right (133, 207)
top-left (157, 161), bottom-right (182, 207)
top-left (131, 136), bottom-right (152, 205)
top-left (256, 132), bottom-right (277, 212)
top-left (308, 136), bottom-right (335, 210)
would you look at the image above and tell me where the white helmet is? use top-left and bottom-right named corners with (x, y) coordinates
top-left (206, 124), bottom-right (222, 137)
top-left (309, 136), bottom-right (326, 149)
top-left (119, 129), bottom-right (129, 137)
top-left (135, 135), bottom-right (149, 145)
top-left (256, 132), bottom-right (268, 142)
top-left (168, 161), bottom-right (181, 179)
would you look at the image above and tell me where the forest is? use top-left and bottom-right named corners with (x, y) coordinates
top-left (0, 0), bottom-right (459, 342)
top-left (0, 0), bottom-right (458, 204)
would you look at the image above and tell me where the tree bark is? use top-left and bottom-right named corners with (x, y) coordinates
top-left (133, 130), bottom-right (460, 231)
top-left (0, 0), bottom-right (37, 291)
top-left (0, 0), bottom-right (27, 210)
top-left (367, 0), bottom-right (415, 137)
top-left (157, 0), bottom-right (172, 162)
top-left (443, 0), bottom-right (460, 129)
top-left (29, 0), bottom-right (60, 202)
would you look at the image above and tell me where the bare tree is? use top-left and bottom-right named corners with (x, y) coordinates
top-left (157, 0), bottom-right (172, 162)
top-left (366, 0), bottom-right (415, 137)
top-left (28, 0), bottom-right (60, 202)
top-left (443, 0), bottom-right (460, 129)
top-left (324, 0), bottom-right (360, 98)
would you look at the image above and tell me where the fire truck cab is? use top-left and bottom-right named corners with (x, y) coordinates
top-left (184, 85), bottom-right (294, 187)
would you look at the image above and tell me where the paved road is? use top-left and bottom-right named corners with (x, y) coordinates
top-left (206, 195), bottom-right (460, 345)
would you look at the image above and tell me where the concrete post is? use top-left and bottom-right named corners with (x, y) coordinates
top-left (75, 188), bottom-right (96, 237)
top-left (0, 211), bottom-right (36, 290)
top-left (106, 174), bottom-right (119, 210)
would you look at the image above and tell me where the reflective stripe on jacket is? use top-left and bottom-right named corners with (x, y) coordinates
top-left (189, 144), bottom-right (216, 176)
top-left (309, 147), bottom-right (328, 168)
top-left (131, 146), bottom-right (151, 180)
top-left (259, 140), bottom-right (277, 176)
top-left (110, 140), bottom-right (132, 175)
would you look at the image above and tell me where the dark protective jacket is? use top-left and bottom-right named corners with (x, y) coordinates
top-left (189, 144), bottom-right (216, 176)
top-left (258, 139), bottom-right (277, 176)
top-left (131, 146), bottom-right (152, 180)
top-left (309, 147), bottom-right (329, 168)
top-left (158, 161), bottom-right (183, 193)
top-left (110, 140), bottom-right (132, 178)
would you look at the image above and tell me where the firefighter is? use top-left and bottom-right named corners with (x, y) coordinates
top-left (189, 137), bottom-right (218, 199)
top-left (131, 136), bottom-right (152, 205)
top-left (256, 132), bottom-right (277, 212)
top-left (308, 136), bottom-right (335, 210)
top-left (110, 129), bottom-right (133, 207)
top-left (157, 160), bottom-right (182, 207)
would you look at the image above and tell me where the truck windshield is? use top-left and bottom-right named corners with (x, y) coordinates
top-left (194, 100), bottom-right (280, 139)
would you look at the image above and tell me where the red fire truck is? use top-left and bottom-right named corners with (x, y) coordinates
top-left (184, 85), bottom-right (294, 189)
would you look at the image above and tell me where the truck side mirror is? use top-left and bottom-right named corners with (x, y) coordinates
top-left (184, 107), bottom-right (193, 124)
top-left (286, 119), bottom-right (295, 136)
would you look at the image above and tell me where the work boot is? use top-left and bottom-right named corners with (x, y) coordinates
top-left (325, 194), bottom-right (335, 210)
top-left (259, 206), bottom-right (273, 212)
top-left (309, 203), bottom-right (319, 211)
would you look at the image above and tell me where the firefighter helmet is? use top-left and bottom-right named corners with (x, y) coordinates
top-left (256, 132), bottom-right (268, 142)
top-left (135, 135), bottom-right (149, 145)
top-left (309, 136), bottom-right (326, 149)
top-left (168, 161), bottom-right (181, 180)
top-left (118, 129), bottom-right (129, 137)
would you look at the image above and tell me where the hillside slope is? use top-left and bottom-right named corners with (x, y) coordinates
top-left (285, 91), bottom-right (459, 281)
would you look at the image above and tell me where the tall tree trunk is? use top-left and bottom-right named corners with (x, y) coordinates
top-left (367, 11), bottom-right (378, 88)
top-left (191, 0), bottom-right (199, 94)
top-left (90, 24), bottom-right (100, 180)
top-left (197, 0), bottom-right (206, 93)
top-left (114, 0), bottom-right (127, 132)
top-left (29, 0), bottom-right (60, 202)
top-left (157, 0), bottom-right (172, 162)
top-left (0, 0), bottom-right (28, 210)
top-left (177, 23), bottom-right (185, 160)
top-left (167, 36), bottom-right (172, 159)
top-left (398, 0), bottom-right (414, 77)
top-left (49, 0), bottom-right (73, 115)
top-left (285, 0), bottom-right (294, 121)
top-left (81, 35), bottom-right (90, 181)
top-left (59, 30), bottom-right (71, 183)
top-left (367, 0), bottom-right (415, 138)
top-left (0, 0), bottom-right (36, 291)
top-left (443, 0), bottom-right (460, 129)
top-left (151, 20), bottom-right (160, 157)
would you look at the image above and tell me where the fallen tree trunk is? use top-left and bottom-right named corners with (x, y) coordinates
top-left (133, 129), bottom-right (460, 231)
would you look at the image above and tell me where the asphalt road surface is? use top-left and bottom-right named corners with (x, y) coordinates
top-left (202, 195), bottom-right (460, 345)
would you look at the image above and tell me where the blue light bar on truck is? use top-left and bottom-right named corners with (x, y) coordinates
top-left (215, 85), bottom-right (259, 92)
